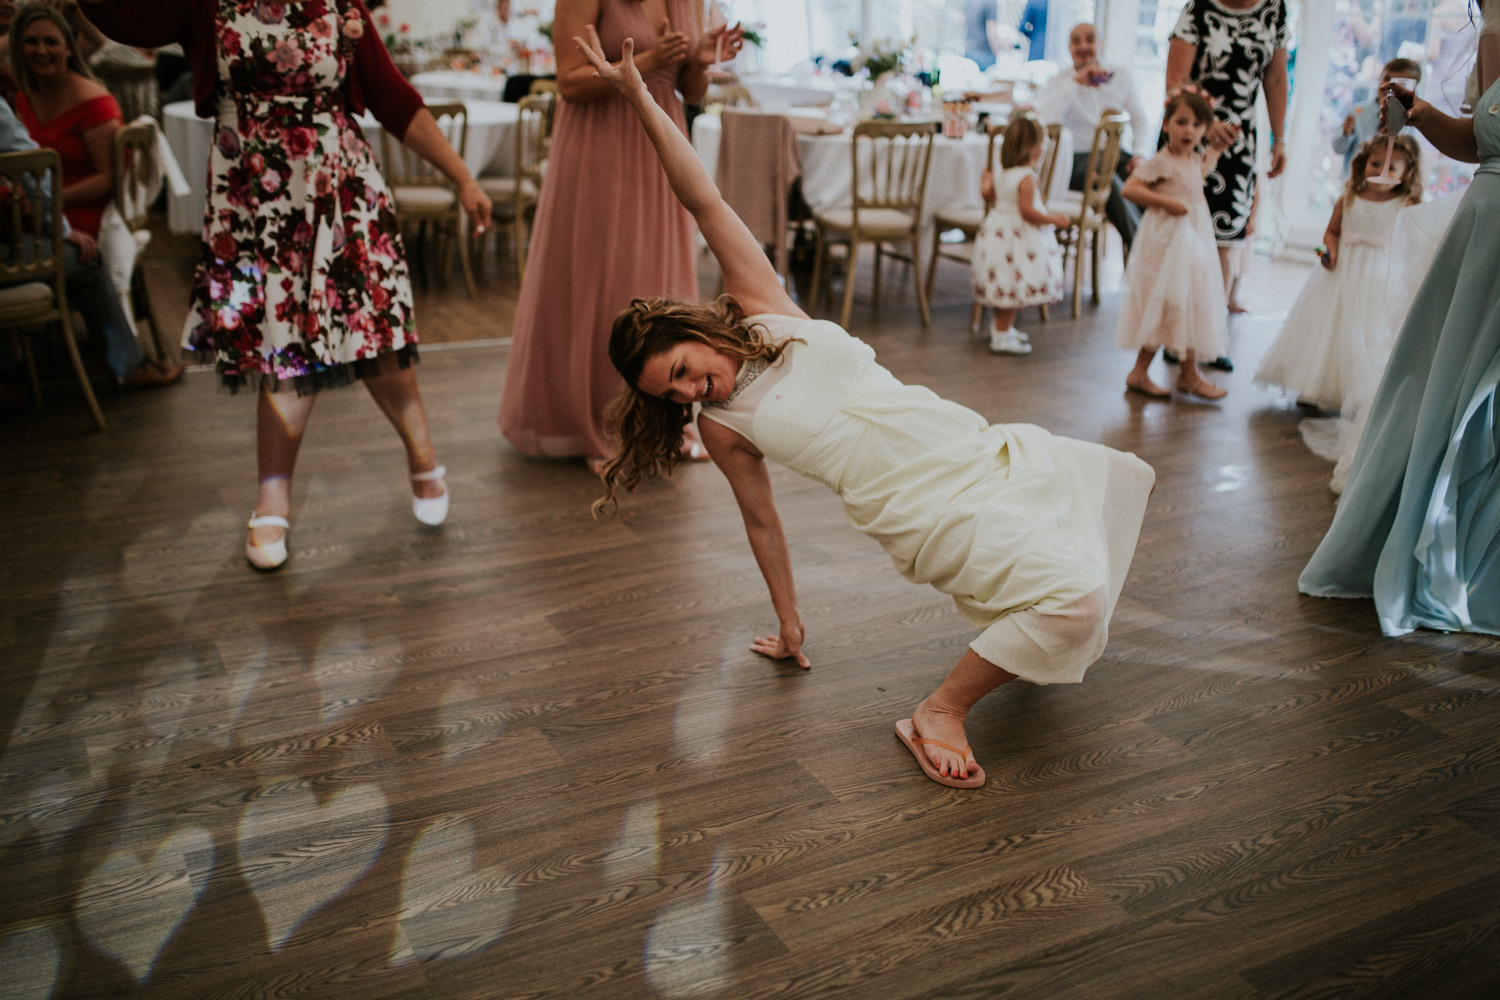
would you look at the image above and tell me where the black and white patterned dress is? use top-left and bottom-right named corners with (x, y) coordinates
top-left (1170, 0), bottom-right (1290, 245)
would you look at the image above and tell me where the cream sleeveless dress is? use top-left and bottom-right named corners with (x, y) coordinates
top-left (700, 316), bottom-right (1155, 683)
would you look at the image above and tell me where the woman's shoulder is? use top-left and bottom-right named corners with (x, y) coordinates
top-left (56, 82), bottom-right (123, 128)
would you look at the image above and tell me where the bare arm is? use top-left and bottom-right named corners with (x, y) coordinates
top-left (1263, 49), bottom-right (1289, 178)
top-left (49, 1), bottom-right (106, 59)
top-left (398, 109), bottom-right (492, 233)
top-left (1165, 37), bottom-right (1195, 95)
top-left (1405, 93), bottom-right (1481, 163)
top-left (1122, 173), bottom-right (1188, 216)
top-left (66, 116), bottom-right (119, 208)
top-left (554, 0), bottom-right (685, 102)
top-left (1478, 30), bottom-right (1500, 98)
top-left (1321, 197), bottom-right (1344, 269)
top-left (577, 29), bottom-right (800, 317)
top-left (1015, 173), bottom-right (1069, 228)
top-left (699, 417), bottom-right (809, 668)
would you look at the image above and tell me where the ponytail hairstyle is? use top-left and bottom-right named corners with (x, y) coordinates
top-left (593, 296), bottom-right (797, 518)
top-left (999, 114), bottom-right (1044, 169)
top-left (1347, 134), bottom-right (1424, 206)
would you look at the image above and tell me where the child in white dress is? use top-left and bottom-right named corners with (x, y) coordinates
top-left (1116, 91), bottom-right (1232, 399)
top-left (971, 116), bottom-right (1069, 356)
top-left (1255, 135), bottom-right (1422, 412)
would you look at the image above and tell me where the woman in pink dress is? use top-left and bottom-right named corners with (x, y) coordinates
top-left (499, 0), bottom-right (741, 471)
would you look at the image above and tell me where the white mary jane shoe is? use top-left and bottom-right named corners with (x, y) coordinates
top-left (410, 465), bottom-right (449, 526)
top-left (245, 513), bottom-right (290, 571)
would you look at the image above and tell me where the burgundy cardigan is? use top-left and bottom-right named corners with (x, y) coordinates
top-left (80, 0), bottom-right (425, 139)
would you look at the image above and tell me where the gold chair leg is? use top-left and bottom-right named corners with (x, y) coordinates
top-left (840, 238), bottom-right (859, 330)
top-left (924, 224), bottom-right (941, 301)
top-left (515, 215), bottom-right (528, 285)
top-left (1092, 228), bottom-right (1103, 305)
top-left (872, 242), bottom-right (882, 307)
top-left (20, 334), bottom-right (42, 407)
top-left (1039, 303), bottom-right (1049, 323)
top-left (809, 226), bottom-right (825, 313)
top-left (58, 313), bottom-right (105, 429)
top-left (457, 219), bottom-right (477, 299)
top-left (970, 301), bottom-right (983, 333)
top-left (911, 237), bottom-right (930, 327)
top-left (1071, 230), bottom-right (1085, 319)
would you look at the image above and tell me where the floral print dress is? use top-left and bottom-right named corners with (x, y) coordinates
top-left (187, 0), bottom-right (416, 390)
top-left (970, 166), bottom-right (1063, 309)
top-left (1170, 0), bottom-right (1289, 245)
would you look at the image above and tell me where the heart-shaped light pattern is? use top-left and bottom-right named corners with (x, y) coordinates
top-left (75, 826), bottom-right (214, 984)
top-left (237, 781), bottom-right (388, 951)
top-left (394, 815), bottom-right (517, 963)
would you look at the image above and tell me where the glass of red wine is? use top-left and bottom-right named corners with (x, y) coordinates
top-left (1370, 76), bottom-right (1417, 186)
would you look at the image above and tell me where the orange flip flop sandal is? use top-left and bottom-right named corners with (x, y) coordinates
top-left (894, 719), bottom-right (985, 789)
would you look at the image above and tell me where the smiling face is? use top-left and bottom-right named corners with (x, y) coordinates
top-left (20, 17), bottom-right (70, 87)
top-left (1068, 24), bottom-right (1098, 69)
top-left (636, 340), bottom-right (741, 406)
top-left (1164, 105), bottom-right (1208, 151)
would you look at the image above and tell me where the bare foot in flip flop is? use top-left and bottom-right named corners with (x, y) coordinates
top-left (896, 699), bottom-right (985, 788)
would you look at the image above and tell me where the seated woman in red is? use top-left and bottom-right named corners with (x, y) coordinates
top-left (7, 3), bottom-right (179, 389)
top-left (12, 2), bottom-right (120, 241)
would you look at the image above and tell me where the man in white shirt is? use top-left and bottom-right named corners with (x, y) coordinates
top-left (1032, 22), bottom-right (1149, 250)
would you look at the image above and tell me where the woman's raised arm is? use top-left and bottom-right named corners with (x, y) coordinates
top-left (575, 28), bottom-right (802, 319)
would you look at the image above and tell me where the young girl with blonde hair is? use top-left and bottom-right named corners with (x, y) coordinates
top-left (1255, 134), bottom-right (1422, 412)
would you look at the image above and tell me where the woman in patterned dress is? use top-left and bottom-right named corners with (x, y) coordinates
top-left (1166, 0), bottom-right (1289, 367)
top-left (81, 0), bottom-right (490, 570)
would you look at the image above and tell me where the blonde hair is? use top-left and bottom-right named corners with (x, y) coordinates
top-left (593, 296), bottom-right (797, 517)
top-left (1347, 134), bottom-right (1423, 206)
top-left (999, 115), bottom-right (1044, 169)
top-left (8, 3), bottom-right (97, 95)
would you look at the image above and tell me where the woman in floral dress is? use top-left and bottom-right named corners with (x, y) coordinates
top-left (1166, 0), bottom-right (1289, 366)
top-left (81, 0), bottom-right (490, 570)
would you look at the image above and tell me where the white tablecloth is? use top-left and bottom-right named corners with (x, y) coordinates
top-left (692, 113), bottom-right (1072, 243)
top-left (161, 99), bottom-right (520, 234)
top-left (410, 70), bottom-right (509, 103)
top-left (740, 75), bottom-right (849, 108)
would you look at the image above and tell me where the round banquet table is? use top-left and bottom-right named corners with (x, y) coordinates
top-left (410, 69), bottom-right (509, 103)
top-left (161, 98), bottom-right (520, 235)
top-left (692, 112), bottom-right (1072, 245)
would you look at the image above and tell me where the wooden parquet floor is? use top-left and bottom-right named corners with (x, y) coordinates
top-left (2, 233), bottom-right (1498, 1000)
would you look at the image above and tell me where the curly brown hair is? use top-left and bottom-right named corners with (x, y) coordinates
top-left (1163, 90), bottom-right (1214, 127)
top-left (592, 296), bottom-right (797, 518)
top-left (1347, 134), bottom-right (1424, 206)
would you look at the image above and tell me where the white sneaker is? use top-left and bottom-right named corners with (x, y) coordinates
top-left (1013, 329), bottom-right (1030, 344)
top-left (989, 330), bottom-right (1032, 355)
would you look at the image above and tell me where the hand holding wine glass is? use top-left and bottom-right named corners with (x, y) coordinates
top-left (1369, 76), bottom-right (1418, 186)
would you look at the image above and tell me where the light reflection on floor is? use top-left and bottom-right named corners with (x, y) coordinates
top-left (0, 922), bottom-right (61, 1000)
top-left (75, 826), bottom-right (214, 983)
top-left (395, 814), bottom-right (518, 964)
top-left (236, 779), bottom-right (389, 951)
top-left (643, 847), bottom-right (732, 999)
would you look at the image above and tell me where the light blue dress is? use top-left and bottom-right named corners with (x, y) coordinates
top-left (1299, 77), bottom-right (1500, 636)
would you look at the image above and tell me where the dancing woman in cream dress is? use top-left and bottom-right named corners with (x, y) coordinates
top-left (582, 31), bottom-right (1155, 788)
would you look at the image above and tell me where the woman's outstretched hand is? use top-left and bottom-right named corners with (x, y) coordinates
top-left (751, 620), bottom-right (810, 669)
top-left (458, 178), bottom-right (492, 235)
top-left (575, 26), bottom-right (647, 101)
